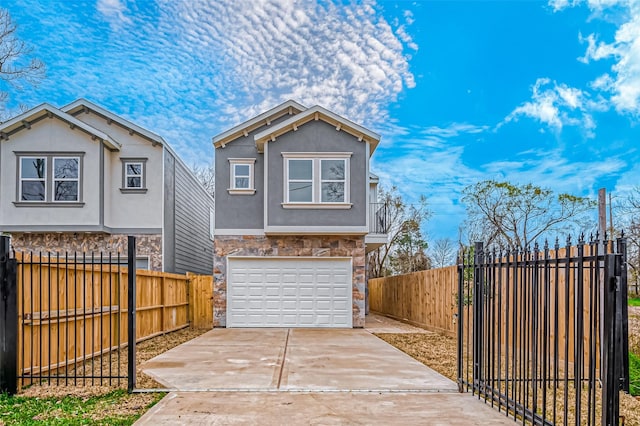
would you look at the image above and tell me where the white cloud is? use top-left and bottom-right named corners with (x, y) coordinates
top-left (502, 78), bottom-right (601, 136)
top-left (551, 0), bottom-right (640, 115)
top-left (96, 0), bottom-right (131, 28)
top-left (156, 0), bottom-right (416, 128)
top-left (483, 148), bottom-right (626, 194)
top-left (16, 1), bottom-right (416, 165)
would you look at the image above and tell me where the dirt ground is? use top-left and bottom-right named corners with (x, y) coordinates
top-left (378, 308), bottom-right (640, 426)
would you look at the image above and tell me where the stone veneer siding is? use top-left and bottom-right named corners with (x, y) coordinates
top-left (214, 235), bottom-right (366, 328)
top-left (9, 233), bottom-right (163, 271)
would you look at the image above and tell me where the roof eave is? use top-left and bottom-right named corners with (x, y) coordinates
top-left (0, 104), bottom-right (121, 150)
top-left (212, 100), bottom-right (307, 148)
top-left (62, 99), bottom-right (166, 147)
top-left (253, 106), bottom-right (381, 155)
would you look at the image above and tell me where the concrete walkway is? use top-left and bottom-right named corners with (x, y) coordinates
top-left (135, 316), bottom-right (513, 425)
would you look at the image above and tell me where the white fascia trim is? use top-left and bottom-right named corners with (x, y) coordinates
top-left (281, 152), bottom-right (352, 158)
top-left (228, 189), bottom-right (256, 195)
top-left (227, 255), bottom-right (353, 261)
top-left (214, 229), bottom-right (265, 236)
top-left (212, 100), bottom-right (307, 147)
top-left (365, 141), bottom-right (370, 232)
top-left (365, 234), bottom-right (388, 243)
top-left (281, 203), bottom-right (352, 209)
top-left (264, 143), bottom-right (269, 233)
top-left (264, 226), bottom-right (368, 235)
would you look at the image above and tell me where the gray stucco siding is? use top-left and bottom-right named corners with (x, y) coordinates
top-left (266, 120), bottom-right (367, 227)
top-left (214, 114), bottom-right (291, 230)
top-left (163, 153), bottom-right (176, 272)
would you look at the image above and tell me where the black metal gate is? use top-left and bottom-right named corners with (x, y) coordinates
top-left (457, 236), bottom-right (629, 425)
top-left (0, 235), bottom-right (137, 394)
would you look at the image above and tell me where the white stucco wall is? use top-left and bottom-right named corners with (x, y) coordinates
top-left (73, 112), bottom-right (163, 230)
top-left (0, 118), bottom-right (101, 226)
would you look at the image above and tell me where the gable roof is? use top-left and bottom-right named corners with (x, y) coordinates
top-left (0, 103), bottom-right (121, 150)
top-left (253, 105), bottom-right (381, 155)
top-left (212, 100), bottom-right (307, 148)
top-left (62, 99), bottom-right (166, 147)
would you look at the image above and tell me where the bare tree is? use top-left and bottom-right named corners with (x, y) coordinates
top-left (0, 8), bottom-right (45, 118)
top-left (461, 180), bottom-right (595, 248)
top-left (616, 186), bottom-right (640, 292)
top-left (190, 163), bottom-right (215, 198)
top-left (368, 186), bottom-right (431, 277)
top-left (430, 238), bottom-right (456, 268)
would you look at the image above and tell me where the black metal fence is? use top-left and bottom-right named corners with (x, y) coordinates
top-left (0, 235), bottom-right (137, 394)
top-left (457, 236), bottom-right (629, 426)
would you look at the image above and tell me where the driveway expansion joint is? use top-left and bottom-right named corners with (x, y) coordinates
top-left (277, 328), bottom-right (290, 389)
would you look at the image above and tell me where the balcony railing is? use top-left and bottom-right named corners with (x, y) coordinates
top-left (369, 202), bottom-right (389, 234)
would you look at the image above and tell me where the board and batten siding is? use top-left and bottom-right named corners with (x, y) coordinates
top-left (165, 151), bottom-right (214, 275)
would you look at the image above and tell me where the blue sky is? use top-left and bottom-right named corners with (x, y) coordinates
top-left (3, 0), bottom-right (640, 240)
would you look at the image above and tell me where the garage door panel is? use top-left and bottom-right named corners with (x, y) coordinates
top-left (228, 258), bottom-right (352, 328)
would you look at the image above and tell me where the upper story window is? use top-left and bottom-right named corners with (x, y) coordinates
top-left (17, 154), bottom-right (83, 205)
top-left (283, 153), bottom-right (351, 208)
top-left (53, 157), bottom-right (80, 201)
top-left (228, 158), bottom-right (256, 195)
top-left (120, 158), bottom-right (147, 193)
top-left (19, 157), bottom-right (46, 201)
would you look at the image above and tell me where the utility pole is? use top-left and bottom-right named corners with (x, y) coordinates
top-left (598, 188), bottom-right (607, 239)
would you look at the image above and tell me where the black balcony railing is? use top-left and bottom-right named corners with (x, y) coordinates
top-left (369, 202), bottom-right (389, 234)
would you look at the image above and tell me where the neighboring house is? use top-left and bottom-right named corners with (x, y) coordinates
top-left (0, 99), bottom-right (214, 275)
top-left (213, 100), bottom-right (388, 328)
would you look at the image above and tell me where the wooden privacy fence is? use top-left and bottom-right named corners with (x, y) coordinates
top-left (14, 251), bottom-right (213, 387)
top-left (369, 266), bottom-right (458, 337)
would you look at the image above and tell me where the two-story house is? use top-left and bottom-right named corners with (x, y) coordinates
top-left (213, 100), bottom-right (387, 328)
top-left (0, 99), bottom-right (213, 275)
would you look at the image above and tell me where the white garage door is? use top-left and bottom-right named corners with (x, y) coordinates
top-left (227, 257), bottom-right (352, 328)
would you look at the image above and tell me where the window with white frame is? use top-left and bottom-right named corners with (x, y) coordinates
top-left (120, 158), bottom-right (147, 192)
top-left (283, 153), bottom-right (350, 205)
top-left (125, 162), bottom-right (143, 188)
top-left (53, 157), bottom-right (80, 201)
top-left (228, 158), bottom-right (255, 194)
top-left (19, 156), bottom-right (47, 201)
top-left (18, 154), bottom-right (82, 203)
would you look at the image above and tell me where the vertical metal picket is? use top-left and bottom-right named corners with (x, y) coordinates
top-left (127, 236), bottom-right (137, 393)
top-left (472, 242), bottom-right (484, 395)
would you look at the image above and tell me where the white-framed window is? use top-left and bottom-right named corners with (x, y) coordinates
top-left (320, 159), bottom-right (346, 203)
top-left (53, 157), bottom-right (80, 202)
top-left (283, 153), bottom-right (351, 206)
top-left (288, 159), bottom-right (313, 202)
top-left (228, 158), bottom-right (256, 194)
top-left (120, 158), bottom-right (147, 193)
top-left (17, 154), bottom-right (83, 204)
top-left (125, 162), bottom-right (143, 188)
top-left (19, 156), bottom-right (47, 201)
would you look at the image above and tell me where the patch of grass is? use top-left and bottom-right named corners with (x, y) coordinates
top-left (629, 297), bottom-right (640, 307)
top-left (0, 389), bottom-right (164, 425)
top-left (630, 352), bottom-right (640, 397)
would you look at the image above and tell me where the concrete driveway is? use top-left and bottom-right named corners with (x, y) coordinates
top-left (136, 317), bottom-right (513, 425)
